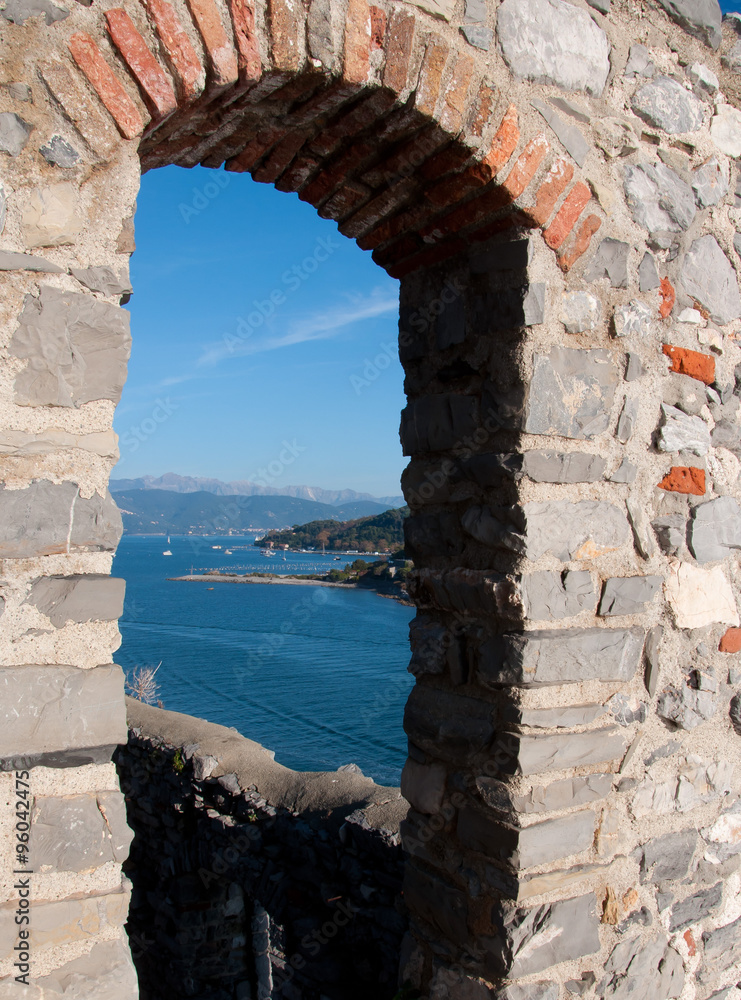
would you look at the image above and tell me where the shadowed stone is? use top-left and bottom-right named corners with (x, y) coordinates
top-left (404, 685), bottom-right (495, 759)
top-left (584, 238), bottom-right (630, 287)
top-left (652, 515), bottom-right (686, 556)
top-left (403, 866), bottom-right (468, 947)
top-left (656, 0), bottom-right (722, 49)
top-left (522, 451), bottom-right (605, 483)
top-left (0, 111), bottom-right (32, 155)
top-left (24, 575), bottom-right (126, 625)
top-left (602, 934), bottom-right (684, 1000)
top-left (658, 403), bottom-right (711, 456)
top-left (689, 496), bottom-right (741, 563)
top-left (641, 830), bottom-right (697, 881)
top-left (599, 576), bottom-right (662, 616)
top-left (525, 348), bottom-right (617, 439)
top-left (624, 162), bottom-right (696, 232)
top-left (400, 394), bottom-right (478, 454)
top-left (681, 235), bottom-right (741, 325)
top-left (39, 134), bottom-right (80, 167)
top-left (457, 807), bottom-right (596, 867)
top-left (497, 0), bottom-right (610, 96)
top-left (401, 759), bottom-right (446, 814)
top-left (521, 570), bottom-right (597, 620)
top-left (30, 791), bottom-right (133, 871)
top-left (632, 76), bottom-right (704, 134)
top-left (669, 883), bottom-right (722, 931)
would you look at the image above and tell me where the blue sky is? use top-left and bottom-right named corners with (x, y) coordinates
top-left (114, 166), bottom-right (406, 497)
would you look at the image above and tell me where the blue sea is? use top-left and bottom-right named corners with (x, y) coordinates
top-left (112, 535), bottom-right (415, 786)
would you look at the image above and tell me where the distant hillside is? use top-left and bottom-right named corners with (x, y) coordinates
top-left (255, 506), bottom-right (410, 553)
top-left (110, 473), bottom-right (404, 508)
top-left (115, 489), bottom-right (392, 534)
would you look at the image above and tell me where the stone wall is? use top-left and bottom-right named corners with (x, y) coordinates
top-left (3, 0), bottom-right (741, 995)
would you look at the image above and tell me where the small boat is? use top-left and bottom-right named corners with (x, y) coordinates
top-left (207, 587), bottom-right (214, 590)
top-left (162, 549), bottom-right (172, 556)
top-left (212, 545), bottom-right (222, 550)
top-left (334, 556), bottom-right (341, 560)
top-left (225, 549), bottom-right (233, 555)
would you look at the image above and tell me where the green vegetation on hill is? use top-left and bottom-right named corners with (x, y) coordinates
top-left (255, 506), bottom-right (410, 552)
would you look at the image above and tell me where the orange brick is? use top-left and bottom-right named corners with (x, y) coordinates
top-left (526, 157), bottom-right (574, 227)
top-left (227, 0), bottom-right (262, 84)
top-left (719, 627), bottom-right (741, 653)
top-left (145, 0), bottom-right (204, 101)
top-left (440, 53), bottom-right (476, 135)
top-left (468, 84), bottom-right (497, 138)
top-left (558, 213), bottom-right (602, 272)
top-left (543, 181), bottom-right (591, 251)
top-left (300, 140), bottom-right (375, 205)
top-left (68, 33), bottom-right (145, 139)
top-left (383, 237), bottom-right (466, 279)
top-left (370, 6), bottom-right (386, 49)
top-left (344, 0), bottom-right (371, 85)
top-left (105, 9), bottom-right (177, 118)
top-left (501, 133), bottom-right (549, 201)
top-left (658, 466), bottom-right (706, 496)
top-left (415, 37), bottom-right (449, 118)
top-left (684, 930), bottom-right (697, 958)
top-left (659, 277), bottom-right (675, 319)
top-left (186, 0), bottom-right (239, 85)
top-left (662, 344), bottom-right (715, 385)
top-left (252, 128), bottom-right (310, 184)
top-left (477, 103), bottom-right (518, 180)
top-left (382, 10), bottom-right (415, 94)
top-left (308, 89), bottom-right (396, 158)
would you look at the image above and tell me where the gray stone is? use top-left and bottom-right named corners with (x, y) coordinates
top-left (602, 934), bottom-right (684, 1000)
top-left (652, 515), bottom-right (686, 557)
top-left (401, 0), bottom-right (455, 20)
top-left (401, 759), bottom-right (446, 814)
top-left (192, 753), bottom-right (219, 780)
top-left (549, 97), bottom-right (590, 123)
top-left (735, 233), bottom-right (741, 262)
top-left (24, 575), bottom-right (126, 626)
top-left (587, 0), bottom-right (609, 10)
top-left (584, 238), bottom-right (630, 288)
top-left (217, 772), bottom-right (241, 794)
top-left (525, 348), bottom-right (617, 439)
top-left (482, 773), bottom-right (613, 815)
top-left (664, 375), bottom-right (706, 416)
top-left (641, 830), bottom-right (697, 881)
top-left (461, 24), bottom-right (493, 49)
top-left (689, 497), bottom-right (741, 563)
top-left (655, 0), bottom-right (722, 49)
top-left (610, 459), bottom-right (637, 483)
top-left (669, 884), bottom-right (722, 931)
top-left (681, 235), bottom-right (741, 326)
top-left (400, 394), bottom-right (478, 454)
top-left (561, 291), bottom-right (601, 332)
top-left (531, 98), bottom-right (589, 166)
top-left (0, 481), bottom-right (122, 558)
top-left (496, 0), bottom-right (610, 96)
top-left (658, 403), bottom-right (711, 456)
top-left (0, 111), bottom-right (32, 155)
top-left (0, 180), bottom-right (5, 236)
top-left (710, 104), bottom-right (741, 157)
top-left (404, 866), bottom-right (468, 947)
top-left (631, 76), bottom-right (704, 134)
top-left (522, 500), bottom-right (631, 560)
top-left (522, 451), bottom-right (606, 483)
top-left (516, 728), bottom-right (628, 774)
top-left (4, 82), bottom-right (32, 101)
top-left (703, 915), bottom-right (741, 975)
top-left (404, 685), bottom-right (495, 759)
top-left (599, 576), bottom-right (662, 617)
top-left (624, 162), bottom-right (696, 233)
top-left (488, 894), bottom-right (601, 978)
top-left (39, 134), bottom-right (80, 168)
top-left (0, 664), bottom-right (126, 758)
top-left (516, 704), bottom-right (605, 728)
top-left (458, 807), bottom-right (595, 868)
top-left (499, 984), bottom-right (558, 1000)
top-left (731, 694), bottom-right (741, 736)
top-left (616, 397), bottom-right (639, 444)
top-left (71, 266), bottom-right (133, 297)
top-left (625, 353), bottom-right (644, 381)
top-left (625, 44), bottom-right (655, 78)
top-left (614, 300), bottom-right (654, 338)
top-left (30, 791), bottom-right (132, 871)
top-left (521, 570), bottom-right (597, 621)
top-left (480, 628), bottom-right (644, 686)
top-left (6, 937), bottom-right (139, 999)
top-left (566, 975), bottom-right (596, 996)
top-left (10, 284), bottom-right (131, 406)
top-left (463, 0), bottom-right (487, 21)
top-left (0, 250), bottom-right (64, 272)
top-left (658, 685), bottom-right (718, 729)
top-left (607, 692), bottom-right (647, 725)
top-left (0, 0), bottom-right (68, 22)
top-left (626, 499), bottom-right (656, 560)
top-left (692, 157), bottom-right (728, 208)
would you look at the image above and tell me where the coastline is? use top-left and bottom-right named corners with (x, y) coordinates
top-left (168, 573), bottom-right (412, 604)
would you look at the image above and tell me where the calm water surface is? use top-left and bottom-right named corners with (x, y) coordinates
top-left (112, 535), bottom-right (415, 785)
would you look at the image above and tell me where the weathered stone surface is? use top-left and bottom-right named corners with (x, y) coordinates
top-left (689, 62), bottom-right (719, 98)
top-left (599, 576), bottom-right (662, 616)
top-left (521, 570), bottom-right (597, 620)
top-left (5, 937), bottom-right (139, 999)
top-left (602, 933), bottom-right (684, 1000)
top-left (614, 300), bottom-right (654, 338)
top-left (652, 515), bottom-right (686, 556)
top-left (0, 250), bottom-right (64, 272)
top-left (731, 694), bottom-right (741, 736)
top-left (665, 561), bottom-right (739, 628)
top-left (710, 105), bottom-right (741, 157)
top-left (515, 728), bottom-right (628, 774)
top-left (403, 866), bottom-right (468, 947)
top-left (531, 98), bottom-right (589, 166)
top-left (480, 628), bottom-right (644, 686)
top-left (616, 397), bottom-right (639, 444)
top-left (658, 684), bottom-right (718, 729)
top-left (658, 403), bottom-right (711, 456)
top-left (478, 773), bottom-right (612, 816)
top-left (400, 394), bottom-right (478, 454)
top-left (692, 157), bottom-right (728, 208)
top-left (607, 692), bottom-right (647, 725)
top-left (681, 235), bottom-right (741, 325)
top-left (703, 915), bottom-right (741, 976)
top-left (487, 894), bottom-right (601, 978)
top-left (30, 791), bottom-right (133, 871)
top-left (192, 753), bottom-right (218, 780)
top-left (404, 685), bottom-right (495, 759)
top-left (516, 704), bottom-right (605, 728)
top-left (561, 291), bottom-right (601, 333)
top-left (498, 983), bottom-right (558, 1000)
top-left (0, 179), bottom-right (5, 235)
top-left (638, 252), bottom-right (660, 292)
top-left (641, 830), bottom-right (697, 881)
top-left (0, 664), bottom-right (126, 757)
top-left (401, 758), bottom-right (446, 815)
top-left (497, 0), bottom-right (610, 96)
top-left (39, 134), bottom-right (80, 168)
top-left (584, 238), bottom-right (630, 288)
top-left (525, 348), bottom-right (617, 439)
top-left (625, 353), bottom-right (644, 381)
top-left (10, 284), bottom-right (131, 406)
top-left (669, 883), bottom-right (722, 931)
top-left (610, 459), bottom-right (637, 483)
top-left (71, 265), bottom-right (133, 296)
top-left (689, 497), bottom-right (741, 563)
top-left (461, 24), bottom-right (493, 49)
top-left (0, 481), bottom-right (122, 558)
top-left (0, 111), bottom-right (32, 155)
top-left (624, 162), bottom-right (696, 232)
top-left (625, 44), bottom-right (654, 78)
top-left (21, 182), bottom-right (82, 248)
top-left (656, 0), bottom-right (721, 49)
top-left (458, 807), bottom-right (595, 867)
top-left (522, 451), bottom-right (606, 483)
top-left (24, 574), bottom-right (126, 625)
top-left (0, 0), bottom-right (68, 23)
top-left (631, 76), bottom-right (704, 134)
top-left (523, 500), bottom-right (631, 560)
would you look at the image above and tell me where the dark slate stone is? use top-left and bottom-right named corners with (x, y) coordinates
top-left (688, 496), bottom-right (741, 563)
top-left (0, 746), bottom-right (117, 771)
top-left (607, 692), bottom-right (647, 726)
top-left (641, 830), bottom-right (697, 881)
top-left (730, 693), bottom-right (741, 736)
top-left (602, 934), bottom-right (684, 1000)
top-left (599, 576), bottom-right (662, 616)
top-left (656, 0), bottom-right (722, 50)
top-left (400, 395), bottom-right (478, 455)
top-left (0, 0), bottom-right (68, 22)
top-left (631, 76), bottom-right (704, 134)
top-left (24, 575), bottom-right (126, 626)
top-left (652, 515), bottom-right (686, 557)
top-left (458, 806), bottom-right (595, 868)
top-left (404, 684), bottom-right (496, 759)
top-left (522, 450), bottom-right (606, 483)
top-left (404, 865), bottom-right (469, 947)
top-left (638, 253), bottom-right (661, 292)
top-left (39, 134), bottom-right (80, 168)
top-left (524, 348), bottom-right (617, 440)
top-left (625, 353), bottom-right (644, 382)
top-left (702, 915), bottom-right (741, 975)
top-left (669, 883), bottom-right (723, 931)
top-left (0, 111), bottom-right (32, 155)
top-left (584, 238), bottom-right (630, 288)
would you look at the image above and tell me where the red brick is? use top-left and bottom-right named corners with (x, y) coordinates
top-left (186, 0), bottom-right (239, 86)
top-left (227, 0), bottom-right (262, 85)
top-left (340, 178), bottom-right (416, 239)
top-left (144, 0), bottom-right (204, 101)
top-left (344, 0), bottom-right (371, 85)
top-left (659, 276), bottom-right (675, 319)
top-left (288, 80), bottom-right (357, 127)
top-left (382, 10), bottom-right (415, 95)
top-left (360, 127), bottom-right (445, 188)
top-left (300, 140), bottom-right (375, 205)
top-left (372, 234), bottom-right (421, 269)
top-left (467, 209), bottom-right (532, 244)
top-left (424, 170), bottom-right (483, 210)
top-left (662, 344), bottom-right (715, 385)
top-left (440, 53), bottom-right (476, 136)
top-left (274, 154), bottom-right (319, 193)
top-left (720, 627), bottom-right (741, 653)
top-left (658, 466), bottom-right (706, 496)
top-left (40, 62), bottom-right (119, 157)
top-left (357, 204), bottom-right (428, 251)
top-left (105, 9), bottom-right (177, 118)
top-left (225, 125), bottom-right (286, 171)
top-left (308, 89), bottom-right (396, 158)
top-left (418, 141), bottom-right (471, 182)
top-left (501, 133), bottom-right (549, 201)
top-left (415, 37), bottom-right (449, 118)
top-left (370, 6), bottom-right (386, 49)
top-left (526, 157), bottom-right (574, 227)
top-left (319, 182), bottom-right (370, 221)
top-left (543, 181), bottom-right (591, 251)
top-left (558, 213), bottom-right (602, 272)
top-left (264, 69), bottom-right (323, 104)
top-left (266, 0), bottom-right (304, 73)
top-left (684, 930), bottom-right (697, 958)
top-left (420, 185), bottom-right (512, 241)
top-left (68, 33), bottom-right (145, 139)
top-left (467, 84), bottom-right (497, 138)
top-left (252, 128), bottom-right (310, 183)
top-left (383, 237), bottom-right (466, 279)
top-left (476, 103), bottom-right (519, 180)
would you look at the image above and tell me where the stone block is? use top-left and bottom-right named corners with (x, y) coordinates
top-left (10, 284), bottom-right (131, 406)
top-left (616, 397), bottom-right (639, 444)
top-left (607, 692), bottom-right (647, 725)
top-left (21, 182), bottom-right (82, 248)
top-left (656, 0), bottom-right (722, 49)
top-left (499, 984), bottom-right (557, 1000)
top-left (401, 758), bottom-right (446, 814)
top-left (514, 727), bottom-right (628, 774)
top-left (39, 134), bottom-right (80, 168)
top-left (0, 936), bottom-right (138, 999)
top-left (610, 459), bottom-right (637, 483)
top-left (497, 0), bottom-right (610, 96)
top-left (30, 791), bottom-right (133, 871)
top-left (0, 664), bottom-right (126, 759)
top-left (624, 44), bottom-right (655, 78)
top-left (613, 300), bottom-right (654, 338)
top-left (689, 62), bottom-right (719, 98)
top-left (602, 933), bottom-right (684, 1000)
top-left (532, 98), bottom-right (589, 166)
top-left (0, 111), bottom-right (32, 155)
top-left (461, 25), bottom-right (493, 49)
top-left (561, 291), bottom-right (602, 332)
top-left (703, 915), bottom-right (741, 976)
top-left (639, 252), bottom-right (660, 291)
top-left (625, 353), bottom-right (645, 381)
top-left (0, 0), bottom-right (68, 23)
top-left (522, 500), bottom-right (630, 560)
top-left (24, 574), bottom-right (125, 625)
top-left (711, 105), bottom-right (741, 158)
top-left (478, 773), bottom-right (613, 815)
top-left (0, 250), bottom-right (64, 272)
top-left (624, 162), bottom-right (696, 232)
top-left (457, 807), bottom-right (595, 867)
top-left (403, 865), bottom-right (468, 947)
top-left (657, 684), bottom-right (718, 729)
top-left (521, 570), bottom-right (597, 620)
top-left (664, 562), bottom-right (739, 628)
top-left (689, 496), bottom-right (741, 563)
top-left (584, 238), bottom-right (630, 288)
top-left (400, 395), bottom-right (479, 455)
top-left (658, 403), bottom-right (711, 456)
top-left (669, 883), bottom-right (722, 931)
top-left (525, 348), bottom-right (617, 439)
top-left (692, 157), bottom-right (728, 208)
top-left (516, 704), bottom-right (605, 728)
top-left (404, 684), bottom-right (495, 759)
top-left (599, 576), bottom-right (662, 616)
top-left (681, 235), bottom-right (741, 326)
top-left (71, 265), bottom-right (133, 296)
top-left (641, 830), bottom-right (697, 881)
top-left (522, 451), bottom-right (605, 483)
top-left (631, 76), bottom-right (704, 134)
top-left (0, 482), bottom-right (122, 558)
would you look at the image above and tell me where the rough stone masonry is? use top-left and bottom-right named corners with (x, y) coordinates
top-left (2, 0), bottom-right (741, 997)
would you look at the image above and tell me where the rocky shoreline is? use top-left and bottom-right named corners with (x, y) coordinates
top-left (169, 573), bottom-right (412, 604)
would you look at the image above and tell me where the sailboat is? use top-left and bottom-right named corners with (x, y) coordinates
top-left (163, 535), bottom-right (172, 556)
